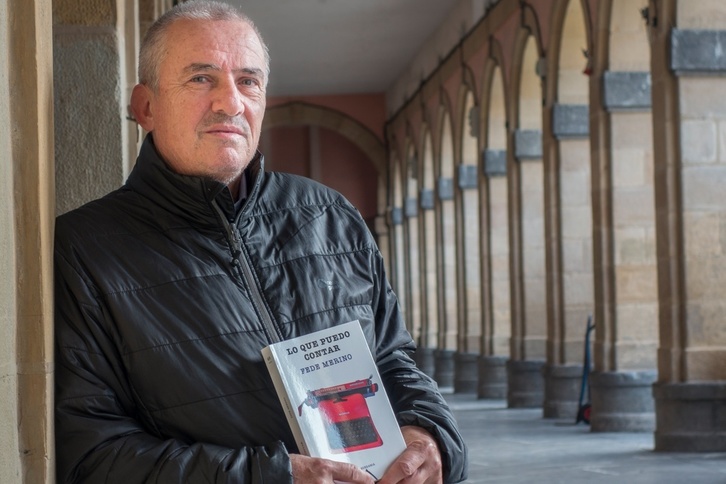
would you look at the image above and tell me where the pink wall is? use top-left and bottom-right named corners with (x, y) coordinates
top-left (319, 128), bottom-right (377, 221)
top-left (267, 93), bottom-right (387, 141)
top-left (261, 93), bottom-right (386, 225)
top-left (260, 126), bottom-right (310, 177)
top-left (261, 125), bottom-right (378, 223)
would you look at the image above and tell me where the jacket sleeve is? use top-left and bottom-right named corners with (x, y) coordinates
top-left (54, 252), bottom-right (293, 484)
top-left (368, 249), bottom-right (469, 484)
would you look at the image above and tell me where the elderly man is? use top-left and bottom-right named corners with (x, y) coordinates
top-left (54, 1), bottom-right (467, 483)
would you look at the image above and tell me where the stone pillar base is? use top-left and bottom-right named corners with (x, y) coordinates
top-left (477, 355), bottom-right (507, 399)
top-left (543, 364), bottom-right (582, 418)
top-left (654, 382), bottom-right (726, 452)
top-left (453, 352), bottom-right (478, 394)
top-left (414, 347), bottom-right (435, 379)
top-left (433, 349), bottom-right (455, 389)
top-left (506, 359), bottom-right (544, 408)
top-left (589, 370), bottom-right (657, 432)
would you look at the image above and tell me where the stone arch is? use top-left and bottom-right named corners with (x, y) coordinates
top-left (520, 1), bottom-right (547, 58)
top-left (607, 0), bottom-right (650, 69)
top-left (515, 35), bottom-right (544, 131)
top-left (460, 62), bottom-right (480, 108)
top-left (437, 103), bottom-right (455, 177)
top-left (488, 36), bottom-right (514, 129)
top-left (554, 0), bottom-right (590, 103)
top-left (263, 101), bottom-right (387, 183)
top-left (263, 101), bottom-right (388, 243)
top-left (487, 65), bottom-right (508, 151)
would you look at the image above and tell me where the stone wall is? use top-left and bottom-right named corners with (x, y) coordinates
top-left (0, 0), bottom-right (22, 479)
top-left (53, 0), bottom-right (130, 215)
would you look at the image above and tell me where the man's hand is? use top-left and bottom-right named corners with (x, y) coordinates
top-left (378, 425), bottom-right (443, 484)
top-left (290, 453), bottom-right (376, 484)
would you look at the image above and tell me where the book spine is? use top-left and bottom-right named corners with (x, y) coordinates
top-left (261, 346), bottom-right (310, 455)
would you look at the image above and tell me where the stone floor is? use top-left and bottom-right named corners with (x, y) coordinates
top-left (444, 391), bottom-right (726, 484)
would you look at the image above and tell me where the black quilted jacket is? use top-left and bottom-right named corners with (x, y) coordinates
top-left (54, 136), bottom-right (468, 483)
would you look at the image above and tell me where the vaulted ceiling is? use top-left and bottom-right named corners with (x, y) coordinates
top-left (224, 0), bottom-right (461, 97)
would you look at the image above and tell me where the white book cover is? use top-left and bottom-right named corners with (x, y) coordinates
top-left (261, 320), bottom-right (407, 480)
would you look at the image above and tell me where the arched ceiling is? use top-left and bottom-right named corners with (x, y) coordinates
top-left (222, 0), bottom-right (462, 97)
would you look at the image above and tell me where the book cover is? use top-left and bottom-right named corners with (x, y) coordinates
top-left (261, 320), bottom-right (407, 480)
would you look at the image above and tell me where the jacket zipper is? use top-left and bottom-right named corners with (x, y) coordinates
top-left (212, 201), bottom-right (283, 344)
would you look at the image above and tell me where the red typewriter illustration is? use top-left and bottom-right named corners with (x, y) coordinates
top-left (297, 376), bottom-right (383, 453)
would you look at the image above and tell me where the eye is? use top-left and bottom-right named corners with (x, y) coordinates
top-left (190, 75), bottom-right (210, 83)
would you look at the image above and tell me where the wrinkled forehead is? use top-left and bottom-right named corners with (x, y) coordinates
top-left (161, 19), bottom-right (268, 76)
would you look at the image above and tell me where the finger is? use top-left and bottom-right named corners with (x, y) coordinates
top-left (378, 446), bottom-right (427, 483)
top-left (330, 460), bottom-right (376, 484)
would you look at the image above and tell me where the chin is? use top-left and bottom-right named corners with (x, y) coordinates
top-left (215, 162), bottom-right (249, 182)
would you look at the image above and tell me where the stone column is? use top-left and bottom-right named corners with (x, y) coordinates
top-left (590, 370), bottom-right (657, 431)
top-left (476, 355), bottom-right (506, 399)
top-left (139, 0), bottom-right (173, 39)
top-left (476, 150), bottom-right (511, 398)
top-left (484, 150), bottom-right (512, 361)
top-left (374, 214), bottom-right (391, 277)
top-left (585, 0), bottom-right (659, 432)
top-left (3, 0), bottom-right (56, 481)
top-left (433, 347), bottom-right (455, 389)
top-left (0, 2), bottom-right (21, 479)
top-left (508, 32), bottom-right (548, 409)
top-left (453, 352), bottom-right (478, 393)
top-left (388, 159), bottom-right (408, 330)
top-left (454, 163), bottom-right (480, 393)
top-left (434, 175), bottom-right (457, 388)
top-left (648, 0), bottom-right (726, 451)
top-left (391, 205), bottom-right (406, 322)
top-left (542, 103), bottom-right (593, 418)
top-left (54, 0), bottom-right (135, 214)
top-left (417, 187), bottom-right (438, 378)
top-left (506, 129), bottom-right (547, 407)
top-left (506, 359), bottom-right (545, 407)
top-left (540, 0), bottom-right (597, 419)
top-left (404, 192), bottom-right (422, 349)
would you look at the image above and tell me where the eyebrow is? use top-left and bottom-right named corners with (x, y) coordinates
top-left (183, 63), bottom-right (265, 79)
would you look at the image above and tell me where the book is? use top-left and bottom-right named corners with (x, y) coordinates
top-left (261, 320), bottom-right (407, 481)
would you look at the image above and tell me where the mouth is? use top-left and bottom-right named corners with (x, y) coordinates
top-left (205, 125), bottom-right (246, 136)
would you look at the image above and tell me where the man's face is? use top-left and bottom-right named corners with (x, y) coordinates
top-left (139, 19), bottom-right (267, 185)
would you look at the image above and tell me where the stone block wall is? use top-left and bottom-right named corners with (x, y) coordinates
top-left (679, 76), bottom-right (726, 380)
top-left (53, 0), bottom-right (130, 215)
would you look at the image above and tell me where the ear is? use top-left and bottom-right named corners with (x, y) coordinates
top-left (130, 84), bottom-right (155, 132)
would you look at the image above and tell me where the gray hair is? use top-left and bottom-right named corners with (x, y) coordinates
top-left (138, 0), bottom-right (270, 92)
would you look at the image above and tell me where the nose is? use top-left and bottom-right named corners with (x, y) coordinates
top-left (211, 76), bottom-right (244, 116)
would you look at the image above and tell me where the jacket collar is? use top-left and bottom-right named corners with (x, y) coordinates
top-left (125, 134), bottom-right (264, 226)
